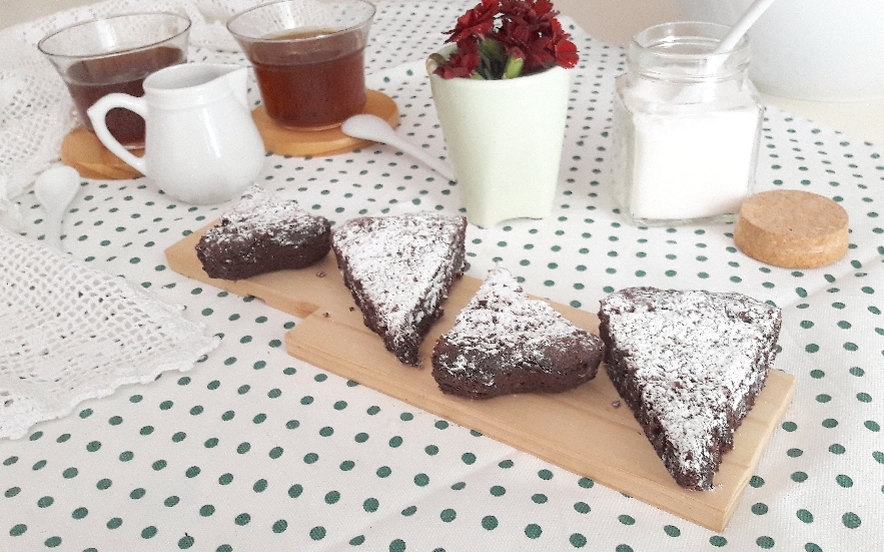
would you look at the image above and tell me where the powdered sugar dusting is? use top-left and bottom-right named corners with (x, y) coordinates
top-left (332, 212), bottom-right (466, 358)
top-left (600, 287), bottom-right (781, 487)
top-left (205, 184), bottom-right (327, 248)
top-left (441, 267), bottom-right (584, 384)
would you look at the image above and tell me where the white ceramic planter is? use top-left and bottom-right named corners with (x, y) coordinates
top-left (427, 50), bottom-right (570, 228)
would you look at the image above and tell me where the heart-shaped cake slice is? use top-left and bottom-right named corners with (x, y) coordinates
top-left (432, 267), bottom-right (603, 399)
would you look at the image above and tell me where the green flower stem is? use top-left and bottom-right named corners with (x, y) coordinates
top-left (478, 38), bottom-right (507, 79)
top-left (503, 56), bottom-right (524, 79)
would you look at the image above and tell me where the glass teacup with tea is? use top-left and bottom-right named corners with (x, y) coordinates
top-left (38, 12), bottom-right (191, 149)
top-left (227, 0), bottom-right (376, 130)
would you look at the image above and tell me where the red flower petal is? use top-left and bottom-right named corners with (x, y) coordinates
top-left (435, 0), bottom-right (579, 79)
top-left (445, 0), bottom-right (499, 43)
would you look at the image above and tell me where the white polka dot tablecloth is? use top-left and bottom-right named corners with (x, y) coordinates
top-left (2, 1), bottom-right (883, 551)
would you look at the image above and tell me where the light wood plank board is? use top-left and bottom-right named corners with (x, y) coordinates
top-left (165, 227), bottom-right (795, 531)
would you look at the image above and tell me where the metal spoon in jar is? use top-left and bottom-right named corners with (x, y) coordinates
top-left (34, 166), bottom-right (80, 250)
top-left (341, 114), bottom-right (456, 182)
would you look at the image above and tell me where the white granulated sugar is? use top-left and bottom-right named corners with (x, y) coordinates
top-left (441, 267), bottom-right (578, 383)
top-left (611, 71), bottom-right (762, 223)
top-left (333, 212), bottom-right (464, 346)
top-left (622, 104), bottom-right (759, 221)
top-left (601, 288), bottom-right (779, 479)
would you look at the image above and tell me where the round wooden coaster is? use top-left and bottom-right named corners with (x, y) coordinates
top-left (733, 189), bottom-right (849, 268)
top-left (252, 89), bottom-right (399, 157)
top-left (60, 127), bottom-right (144, 180)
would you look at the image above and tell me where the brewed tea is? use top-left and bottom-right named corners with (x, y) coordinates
top-left (66, 46), bottom-right (185, 146)
top-left (248, 29), bottom-right (366, 129)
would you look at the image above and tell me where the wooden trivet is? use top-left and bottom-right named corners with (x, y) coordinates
top-left (59, 89), bottom-right (397, 179)
top-left (60, 127), bottom-right (143, 180)
top-left (252, 89), bottom-right (399, 157)
top-left (734, 189), bottom-right (849, 268)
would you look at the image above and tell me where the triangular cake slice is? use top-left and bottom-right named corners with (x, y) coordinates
top-left (331, 212), bottom-right (467, 366)
top-left (598, 287), bottom-right (782, 490)
top-left (432, 267), bottom-right (603, 399)
top-left (195, 185), bottom-right (331, 280)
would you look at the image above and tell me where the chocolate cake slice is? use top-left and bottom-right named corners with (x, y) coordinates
top-left (196, 185), bottom-right (331, 280)
top-left (432, 267), bottom-right (603, 399)
top-left (331, 212), bottom-right (467, 366)
top-left (598, 287), bottom-right (782, 490)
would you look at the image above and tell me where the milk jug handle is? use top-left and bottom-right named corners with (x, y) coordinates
top-left (87, 94), bottom-right (149, 176)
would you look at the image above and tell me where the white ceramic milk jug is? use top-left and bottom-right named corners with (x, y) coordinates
top-left (88, 63), bottom-right (265, 204)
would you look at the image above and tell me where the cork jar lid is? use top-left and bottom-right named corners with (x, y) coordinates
top-left (733, 189), bottom-right (849, 268)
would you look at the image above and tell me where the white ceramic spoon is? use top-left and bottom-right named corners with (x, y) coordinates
top-left (714, 0), bottom-right (777, 54)
top-left (698, 0), bottom-right (775, 98)
top-left (34, 166), bottom-right (80, 250)
top-left (341, 114), bottom-right (456, 182)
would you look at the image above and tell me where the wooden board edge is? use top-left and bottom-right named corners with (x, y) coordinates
top-left (164, 226), bottom-right (797, 532)
top-left (714, 369), bottom-right (796, 530)
top-left (163, 225), bottom-right (332, 320)
top-left (284, 311), bottom-right (797, 532)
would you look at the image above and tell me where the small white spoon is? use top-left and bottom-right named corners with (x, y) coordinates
top-left (714, 0), bottom-right (776, 54)
top-left (341, 114), bottom-right (456, 182)
top-left (34, 166), bottom-right (80, 250)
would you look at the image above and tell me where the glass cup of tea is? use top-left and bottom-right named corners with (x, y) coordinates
top-left (38, 12), bottom-right (191, 149)
top-left (227, 0), bottom-right (375, 130)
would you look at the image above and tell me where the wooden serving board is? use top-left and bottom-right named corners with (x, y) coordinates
top-left (165, 226), bottom-right (795, 532)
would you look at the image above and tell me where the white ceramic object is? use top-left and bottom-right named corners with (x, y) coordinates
top-left (88, 64), bottom-right (266, 205)
top-left (34, 166), bottom-right (80, 249)
top-left (34, 166), bottom-right (80, 250)
top-left (341, 114), bottom-right (455, 181)
top-left (676, 0), bottom-right (884, 101)
top-left (712, 0), bottom-right (776, 55)
top-left (427, 52), bottom-right (570, 228)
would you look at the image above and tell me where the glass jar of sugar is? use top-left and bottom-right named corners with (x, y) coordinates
top-left (610, 21), bottom-right (763, 226)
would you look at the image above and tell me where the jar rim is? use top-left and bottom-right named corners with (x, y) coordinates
top-left (628, 21), bottom-right (751, 81)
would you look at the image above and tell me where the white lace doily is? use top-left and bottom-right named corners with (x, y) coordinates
top-left (0, 0), bottom-right (257, 227)
top-left (0, 230), bottom-right (220, 440)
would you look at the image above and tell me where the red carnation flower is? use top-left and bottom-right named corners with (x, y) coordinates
top-left (434, 0), bottom-right (579, 80)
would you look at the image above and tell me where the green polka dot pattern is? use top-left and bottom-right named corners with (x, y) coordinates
top-left (2, 1), bottom-right (882, 551)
